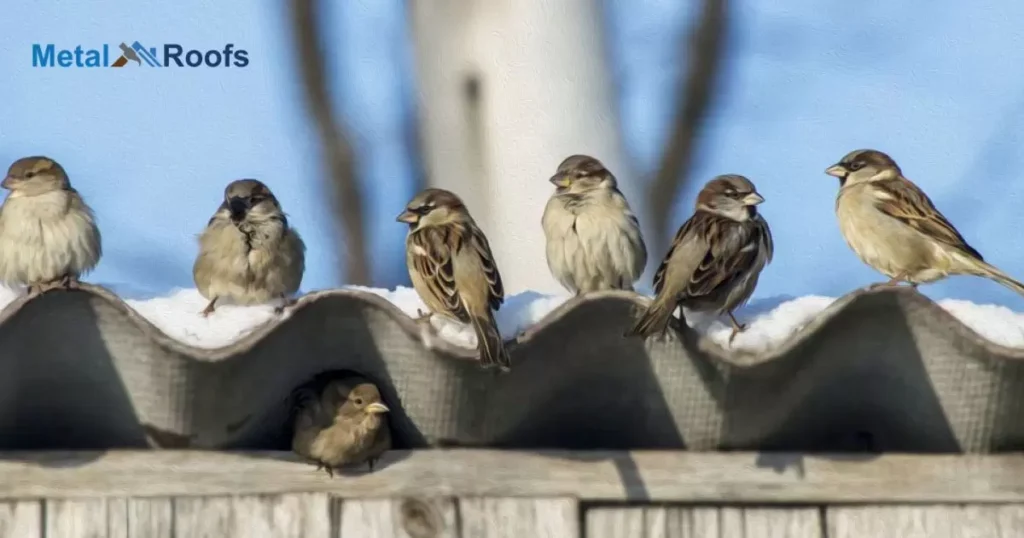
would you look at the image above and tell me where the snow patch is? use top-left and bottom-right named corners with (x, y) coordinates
top-left (0, 284), bottom-right (1021, 351)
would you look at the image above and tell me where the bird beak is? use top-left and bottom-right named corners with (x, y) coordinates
top-left (549, 174), bottom-right (571, 188)
top-left (741, 192), bottom-right (765, 206)
top-left (228, 196), bottom-right (249, 220)
top-left (365, 402), bottom-right (390, 414)
top-left (825, 164), bottom-right (847, 178)
top-left (396, 209), bottom-right (417, 224)
top-left (0, 176), bottom-right (11, 190)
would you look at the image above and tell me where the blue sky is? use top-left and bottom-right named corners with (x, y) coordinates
top-left (2, 0), bottom-right (1023, 309)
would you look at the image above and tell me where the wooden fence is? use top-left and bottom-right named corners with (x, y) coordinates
top-left (0, 450), bottom-right (1021, 537)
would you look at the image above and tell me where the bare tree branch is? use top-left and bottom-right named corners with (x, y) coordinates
top-left (648, 0), bottom-right (728, 255)
top-left (290, 0), bottom-right (370, 285)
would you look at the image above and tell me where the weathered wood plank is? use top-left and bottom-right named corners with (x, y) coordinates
top-left (585, 506), bottom-right (638, 532)
top-left (2, 450), bottom-right (1024, 503)
top-left (174, 496), bottom-right (233, 537)
top-left (338, 498), bottom-right (458, 537)
top-left (0, 501), bottom-right (41, 538)
top-left (718, 508), bottom-right (822, 538)
top-left (460, 498), bottom-right (579, 538)
top-left (827, 505), bottom-right (1024, 537)
top-left (585, 507), bottom-right (821, 538)
top-left (586, 507), bottom-right (678, 537)
top-left (127, 498), bottom-right (172, 538)
top-left (586, 507), bottom-right (646, 537)
top-left (173, 494), bottom-right (331, 537)
top-left (105, 498), bottom-right (127, 538)
top-left (45, 499), bottom-right (111, 538)
top-left (664, 507), bottom-right (721, 538)
top-left (231, 494), bottom-right (331, 538)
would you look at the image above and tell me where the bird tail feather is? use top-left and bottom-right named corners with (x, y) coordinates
top-left (627, 298), bottom-right (676, 338)
top-left (471, 313), bottom-right (511, 371)
top-left (973, 260), bottom-right (1024, 297)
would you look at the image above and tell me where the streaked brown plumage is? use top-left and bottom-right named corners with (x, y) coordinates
top-left (193, 179), bottom-right (305, 316)
top-left (0, 156), bottom-right (102, 294)
top-left (397, 188), bottom-right (511, 371)
top-left (826, 149), bottom-right (1024, 295)
top-left (628, 175), bottom-right (773, 342)
top-left (542, 154), bottom-right (647, 293)
top-left (291, 379), bottom-right (391, 475)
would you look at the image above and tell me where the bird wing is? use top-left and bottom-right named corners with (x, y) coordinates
top-left (657, 211), bottom-right (769, 301)
top-left (206, 202), bottom-right (230, 227)
top-left (466, 221), bottom-right (504, 311)
top-left (754, 213), bottom-right (774, 265)
top-left (410, 220), bottom-right (504, 320)
top-left (279, 226), bottom-right (306, 295)
top-left (872, 178), bottom-right (983, 260)
top-left (652, 213), bottom-right (709, 295)
top-left (290, 385), bottom-right (333, 457)
top-left (409, 226), bottom-right (472, 322)
top-left (688, 215), bottom-right (758, 298)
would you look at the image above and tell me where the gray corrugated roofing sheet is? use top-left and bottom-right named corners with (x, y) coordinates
top-left (0, 285), bottom-right (1020, 452)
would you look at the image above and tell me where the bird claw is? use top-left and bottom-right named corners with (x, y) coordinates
top-left (414, 309), bottom-right (434, 323)
top-left (316, 462), bottom-right (334, 478)
top-left (868, 274), bottom-right (914, 291)
top-left (200, 298), bottom-right (218, 317)
top-left (726, 313), bottom-right (747, 346)
top-left (61, 274), bottom-right (80, 290)
top-left (728, 324), bottom-right (747, 345)
top-left (367, 457), bottom-right (377, 472)
top-left (274, 297), bottom-right (296, 315)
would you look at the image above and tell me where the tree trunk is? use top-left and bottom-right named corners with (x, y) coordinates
top-left (410, 0), bottom-right (637, 295)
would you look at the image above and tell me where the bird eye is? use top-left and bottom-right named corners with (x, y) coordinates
top-left (849, 161), bottom-right (865, 171)
top-left (724, 188), bottom-right (736, 196)
top-left (354, 398), bottom-right (364, 405)
top-left (24, 171), bottom-right (35, 179)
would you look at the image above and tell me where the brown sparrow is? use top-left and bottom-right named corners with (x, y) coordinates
top-left (193, 179), bottom-right (306, 316)
top-left (0, 156), bottom-right (102, 294)
top-left (292, 379), bottom-right (391, 475)
top-left (826, 149), bottom-right (1024, 295)
top-left (398, 188), bottom-right (511, 371)
top-left (542, 154), bottom-right (647, 294)
top-left (628, 175), bottom-right (773, 342)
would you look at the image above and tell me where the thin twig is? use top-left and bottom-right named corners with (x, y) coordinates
top-left (648, 0), bottom-right (729, 255)
top-left (290, 0), bottom-right (370, 284)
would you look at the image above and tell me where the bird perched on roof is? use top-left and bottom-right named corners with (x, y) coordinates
top-left (291, 378), bottom-right (392, 475)
top-left (542, 154), bottom-right (647, 294)
top-left (398, 188), bottom-right (511, 371)
top-left (193, 179), bottom-right (305, 316)
top-left (826, 149), bottom-right (1024, 296)
top-left (0, 156), bottom-right (102, 295)
top-left (628, 175), bottom-right (773, 343)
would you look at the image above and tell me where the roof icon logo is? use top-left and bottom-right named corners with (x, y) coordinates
top-left (111, 42), bottom-right (161, 68)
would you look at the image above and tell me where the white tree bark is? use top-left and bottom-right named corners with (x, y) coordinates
top-left (411, 0), bottom-right (641, 295)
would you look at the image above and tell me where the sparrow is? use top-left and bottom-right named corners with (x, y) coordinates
top-left (397, 188), bottom-right (512, 371)
top-left (826, 149), bottom-right (1024, 296)
top-left (193, 179), bottom-right (306, 316)
top-left (628, 175), bottom-right (773, 342)
top-left (542, 154), bottom-right (647, 294)
top-left (291, 379), bottom-right (391, 475)
top-left (0, 156), bottom-right (102, 294)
